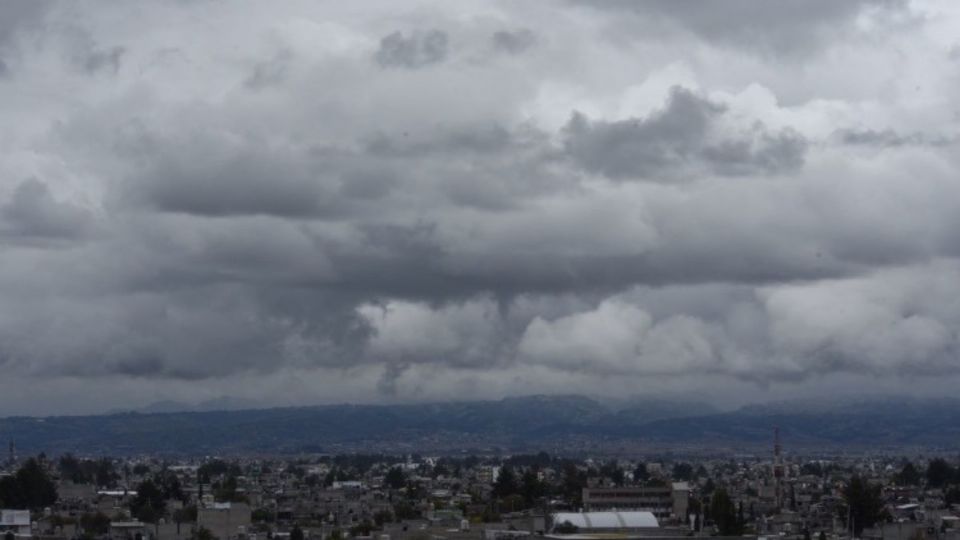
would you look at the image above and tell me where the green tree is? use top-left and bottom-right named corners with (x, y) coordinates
top-left (130, 479), bottom-right (166, 523)
top-left (600, 460), bottom-right (625, 486)
top-left (350, 521), bottom-right (373, 537)
top-left (393, 500), bottom-right (420, 521)
top-left (562, 463), bottom-right (586, 506)
top-left (672, 463), bottom-right (694, 481)
top-left (156, 470), bottom-right (184, 501)
top-left (520, 470), bottom-right (544, 507)
top-left (894, 463), bottom-right (922, 486)
top-left (927, 459), bottom-right (955, 488)
top-left (213, 475), bottom-right (247, 503)
top-left (841, 476), bottom-right (885, 537)
top-left (80, 512), bottom-right (111, 535)
top-left (633, 463), bottom-right (649, 483)
top-left (373, 510), bottom-right (393, 526)
top-left (192, 526), bottom-right (215, 540)
top-left (480, 506), bottom-right (501, 523)
top-left (59, 454), bottom-right (89, 484)
top-left (494, 467), bottom-right (518, 499)
top-left (96, 459), bottom-right (120, 488)
top-left (173, 506), bottom-right (198, 534)
top-left (252, 508), bottom-right (275, 523)
top-left (0, 458), bottom-right (58, 509)
top-left (702, 478), bottom-right (716, 495)
top-left (710, 488), bottom-right (742, 536)
top-left (385, 467), bottom-right (406, 490)
top-left (503, 494), bottom-right (526, 512)
top-left (945, 486), bottom-right (960, 508)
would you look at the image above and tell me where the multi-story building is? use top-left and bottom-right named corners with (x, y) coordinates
top-left (582, 483), bottom-right (689, 521)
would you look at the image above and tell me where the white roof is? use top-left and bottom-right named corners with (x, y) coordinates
top-left (552, 511), bottom-right (659, 530)
top-left (98, 490), bottom-right (136, 497)
top-left (110, 522), bottom-right (146, 528)
top-left (1, 510), bottom-right (30, 526)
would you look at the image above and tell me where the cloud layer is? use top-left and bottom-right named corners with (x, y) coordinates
top-left (1, 0), bottom-right (959, 414)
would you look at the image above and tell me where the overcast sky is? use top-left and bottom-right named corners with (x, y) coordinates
top-left (2, 0), bottom-right (960, 415)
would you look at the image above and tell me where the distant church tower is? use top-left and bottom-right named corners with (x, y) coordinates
top-left (7, 439), bottom-right (15, 466)
top-left (773, 427), bottom-right (784, 511)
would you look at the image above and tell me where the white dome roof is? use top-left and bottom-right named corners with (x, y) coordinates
top-left (552, 511), bottom-right (659, 530)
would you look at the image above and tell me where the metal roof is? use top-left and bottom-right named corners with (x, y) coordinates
top-left (1, 510), bottom-right (30, 526)
top-left (552, 511), bottom-right (659, 530)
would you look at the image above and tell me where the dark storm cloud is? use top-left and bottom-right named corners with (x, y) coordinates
top-left (835, 128), bottom-right (954, 148)
top-left (0, 0), bottom-right (958, 413)
top-left (124, 122), bottom-right (558, 218)
top-left (491, 29), bottom-right (536, 55)
top-left (77, 45), bottom-right (125, 74)
top-left (564, 87), bottom-right (807, 180)
top-left (0, 0), bottom-right (51, 78)
top-left (244, 49), bottom-right (293, 90)
top-left (1, 178), bottom-right (92, 242)
top-left (127, 131), bottom-right (334, 218)
top-left (374, 29), bottom-right (448, 69)
top-left (0, 0), bottom-right (50, 45)
top-left (364, 125), bottom-right (515, 157)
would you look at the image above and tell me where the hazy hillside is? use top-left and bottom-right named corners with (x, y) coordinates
top-left (2, 395), bottom-right (959, 456)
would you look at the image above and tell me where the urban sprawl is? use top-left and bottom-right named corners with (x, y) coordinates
top-left (2, 436), bottom-right (959, 540)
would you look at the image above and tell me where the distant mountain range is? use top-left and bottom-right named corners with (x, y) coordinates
top-left (1, 395), bottom-right (958, 456)
top-left (105, 396), bottom-right (262, 415)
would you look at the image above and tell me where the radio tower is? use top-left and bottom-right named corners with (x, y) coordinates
top-left (773, 426), bottom-right (784, 511)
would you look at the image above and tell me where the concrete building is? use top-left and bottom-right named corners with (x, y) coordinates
top-left (0, 510), bottom-right (31, 537)
top-left (582, 483), bottom-right (689, 521)
top-left (109, 521), bottom-right (148, 540)
top-left (198, 502), bottom-right (251, 540)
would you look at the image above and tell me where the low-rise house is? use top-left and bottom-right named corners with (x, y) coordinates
top-left (0, 510), bottom-right (31, 537)
top-left (198, 502), bottom-right (252, 540)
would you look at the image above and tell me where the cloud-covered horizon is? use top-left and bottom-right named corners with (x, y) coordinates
top-left (1, 0), bottom-right (960, 415)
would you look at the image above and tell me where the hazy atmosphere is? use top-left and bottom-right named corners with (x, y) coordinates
top-left (2, 0), bottom-right (960, 416)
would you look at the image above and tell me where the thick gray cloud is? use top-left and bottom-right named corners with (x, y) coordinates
top-left (573, 0), bottom-right (907, 57)
top-left (1, 178), bottom-right (92, 242)
top-left (0, 0), bottom-right (52, 78)
top-left (0, 0), bottom-right (958, 415)
top-left (0, 0), bottom-right (50, 46)
top-left (491, 29), bottom-right (536, 55)
top-left (835, 128), bottom-right (954, 148)
top-left (564, 87), bottom-right (807, 180)
top-left (76, 45), bottom-right (125, 75)
top-left (128, 132), bottom-right (333, 217)
top-left (375, 29), bottom-right (448, 69)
